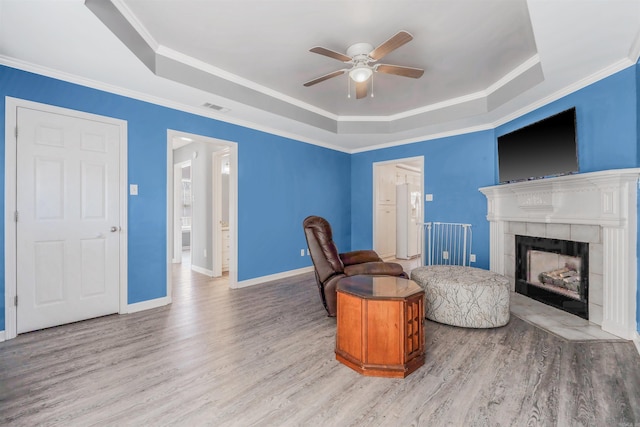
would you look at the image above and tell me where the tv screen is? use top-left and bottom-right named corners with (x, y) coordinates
top-left (497, 108), bottom-right (578, 183)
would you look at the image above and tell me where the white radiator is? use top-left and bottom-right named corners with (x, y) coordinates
top-left (422, 222), bottom-right (473, 266)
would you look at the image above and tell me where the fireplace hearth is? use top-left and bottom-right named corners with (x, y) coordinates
top-left (515, 235), bottom-right (589, 319)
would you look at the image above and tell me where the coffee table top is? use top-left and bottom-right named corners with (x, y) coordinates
top-left (337, 275), bottom-right (423, 300)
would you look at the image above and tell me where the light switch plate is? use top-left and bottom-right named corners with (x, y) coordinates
top-left (130, 184), bottom-right (138, 195)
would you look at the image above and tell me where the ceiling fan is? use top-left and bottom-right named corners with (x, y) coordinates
top-left (303, 30), bottom-right (424, 99)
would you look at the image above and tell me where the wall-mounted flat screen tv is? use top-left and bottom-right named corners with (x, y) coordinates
top-left (497, 108), bottom-right (578, 183)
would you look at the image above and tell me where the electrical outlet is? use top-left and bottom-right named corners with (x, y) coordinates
top-left (470, 254), bottom-right (476, 262)
top-left (442, 251), bottom-right (449, 260)
top-left (203, 249), bottom-right (207, 257)
top-left (425, 194), bottom-right (433, 202)
top-left (306, 249), bottom-right (309, 256)
top-left (300, 249), bottom-right (305, 256)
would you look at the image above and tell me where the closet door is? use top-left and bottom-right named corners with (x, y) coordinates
top-left (16, 106), bottom-right (121, 333)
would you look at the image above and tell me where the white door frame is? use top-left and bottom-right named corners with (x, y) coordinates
top-left (166, 130), bottom-right (238, 295)
top-left (372, 156), bottom-right (424, 257)
top-left (4, 97), bottom-right (128, 340)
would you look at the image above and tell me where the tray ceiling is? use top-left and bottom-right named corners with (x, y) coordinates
top-left (1, 0), bottom-right (639, 151)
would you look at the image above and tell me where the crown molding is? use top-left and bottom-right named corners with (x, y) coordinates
top-left (334, 55), bottom-right (541, 124)
top-left (0, 56), bottom-right (350, 153)
top-left (349, 123), bottom-right (495, 154)
top-left (351, 57), bottom-right (636, 153)
top-left (155, 43), bottom-right (539, 131)
top-left (161, 32), bottom-right (540, 126)
top-left (1, 50), bottom-right (636, 155)
top-left (88, 1), bottom-right (545, 135)
top-left (628, 27), bottom-right (640, 64)
top-left (492, 57), bottom-right (635, 129)
top-left (340, 90), bottom-right (486, 123)
top-left (485, 55), bottom-right (541, 95)
top-left (156, 45), bottom-right (339, 121)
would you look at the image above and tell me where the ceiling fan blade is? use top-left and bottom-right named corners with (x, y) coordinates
top-left (309, 46), bottom-right (352, 62)
top-left (355, 81), bottom-right (368, 99)
top-left (369, 30), bottom-right (414, 61)
top-left (376, 64), bottom-right (424, 78)
top-left (303, 69), bottom-right (347, 87)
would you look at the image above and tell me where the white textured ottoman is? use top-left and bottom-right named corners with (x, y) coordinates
top-left (410, 265), bottom-right (510, 328)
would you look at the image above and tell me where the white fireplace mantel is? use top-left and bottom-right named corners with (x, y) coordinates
top-left (479, 168), bottom-right (640, 339)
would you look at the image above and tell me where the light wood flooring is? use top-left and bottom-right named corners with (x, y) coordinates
top-left (1, 263), bottom-right (639, 426)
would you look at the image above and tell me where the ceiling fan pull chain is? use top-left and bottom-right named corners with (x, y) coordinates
top-left (371, 73), bottom-right (374, 98)
top-left (347, 75), bottom-right (351, 98)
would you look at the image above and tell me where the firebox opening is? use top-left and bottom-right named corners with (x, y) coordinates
top-left (515, 235), bottom-right (589, 319)
top-left (527, 250), bottom-right (582, 300)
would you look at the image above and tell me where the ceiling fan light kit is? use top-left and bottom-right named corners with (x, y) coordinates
top-left (304, 30), bottom-right (424, 100)
top-left (349, 64), bottom-right (373, 83)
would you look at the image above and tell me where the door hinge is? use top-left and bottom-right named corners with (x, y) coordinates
top-left (14, 295), bottom-right (18, 306)
top-left (14, 126), bottom-right (18, 138)
top-left (14, 211), bottom-right (18, 222)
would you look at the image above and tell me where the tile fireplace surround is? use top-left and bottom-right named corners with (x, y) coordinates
top-left (479, 169), bottom-right (640, 340)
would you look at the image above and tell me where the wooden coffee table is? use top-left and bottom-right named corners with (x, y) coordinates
top-left (335, 275), bottom-right (425, 378)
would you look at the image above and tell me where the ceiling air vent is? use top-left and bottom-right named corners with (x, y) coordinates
top-left (202, 102), bottom-right (230, 113)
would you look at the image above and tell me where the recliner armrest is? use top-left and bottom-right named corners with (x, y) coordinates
top-left (339, 250), bottom-right (382, 266)
top-left (343, 261), bottom-right (405, 277)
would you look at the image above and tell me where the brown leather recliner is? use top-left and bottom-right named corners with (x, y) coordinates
top-left (303, 215), bottom-right (408, 317)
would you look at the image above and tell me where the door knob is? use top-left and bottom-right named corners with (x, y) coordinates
top-left (110, 226), bottom-right (119, 232)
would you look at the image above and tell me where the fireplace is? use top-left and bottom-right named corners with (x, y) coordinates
top-left (479, 168), bottom-right (640, 340)
top-left (515, 235), bottom-right (589, 319)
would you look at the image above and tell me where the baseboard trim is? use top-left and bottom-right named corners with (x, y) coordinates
top-left (191, 265), bottom-right (214, 277)
top-left (633, 332), bottom-right (640, 356)
top-left (233, 266), bottom-right (314, 289)
top-left (0, 330), bottom-right (5, 342)
top-left (126, 296), bottom-right (171, 314)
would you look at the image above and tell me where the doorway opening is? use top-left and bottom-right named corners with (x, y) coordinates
top-left (167, 130), bottom-right (238, 297)
top-left (372, 157), bottom-right (424, 272)
top-left (174, 160), bottom-right (192, 267)
top-left (212, 150), bottom-right (231, 276)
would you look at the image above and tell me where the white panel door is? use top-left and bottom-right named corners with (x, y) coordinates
top-left (16, 107), bottom-right (120, 333)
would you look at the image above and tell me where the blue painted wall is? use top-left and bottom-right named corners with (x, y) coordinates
top-left (350, 131), bottom-right (496, 270)
top-left (496, 66), bottom-right (638, 173)
top-left (237, 132), bottom-right (351, 276)
top-left (1, 62), bottom-right (639, 334)
top-left (352, 65), bottom-right (639, 332)
top-left (0, 65), bottom-right (351, 331)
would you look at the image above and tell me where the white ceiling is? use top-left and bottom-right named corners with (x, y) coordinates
top-left (1, 0), bottom-right (639, 152)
